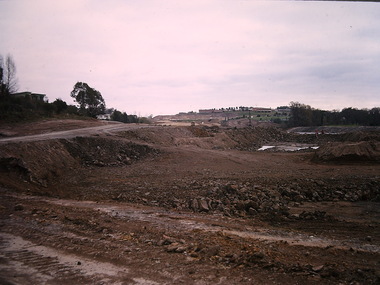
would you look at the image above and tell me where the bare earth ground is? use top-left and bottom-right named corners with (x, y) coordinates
top-left (0, 119), bottom-right (379, 284)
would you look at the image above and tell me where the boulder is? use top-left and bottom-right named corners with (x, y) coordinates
top-left (198, 199), bottom-right (210, 212)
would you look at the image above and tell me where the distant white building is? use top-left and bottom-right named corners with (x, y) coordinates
top-left (249, 107), bottom-right (272, 113)
top-left (96, 114), bottom-right (111, 120)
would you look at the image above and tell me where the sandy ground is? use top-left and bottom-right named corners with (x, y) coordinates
top-left (0, 119), bottom-right (379, 284)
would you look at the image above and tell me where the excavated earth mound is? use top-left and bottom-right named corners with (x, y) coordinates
top-left (118, 125), bottom-right (323, 151)
top-left (313, 140), bottom-right (380, 163)
top-left (341, 130), bottom-right (380, 142)
top-left (0, 137), bottom-right (159, 188)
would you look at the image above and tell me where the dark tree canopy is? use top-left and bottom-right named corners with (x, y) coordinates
top-left (111, 109), bottom-right (138, 123)
top-left (288, 101), bottom-right (313, 127)
top-left (52, 98), bottom-right (68, 114)
top-left (70, 82), bottom-right (105, 117)
top-left (288, 102), bottom-right (380, 127)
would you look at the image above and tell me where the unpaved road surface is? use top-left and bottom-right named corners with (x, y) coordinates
top-left (2, 192), bottom-right (379, 285)
top-left (0, 120), bottom-right (151, 143)
top-left (0, 119), bottom-right (379, 284)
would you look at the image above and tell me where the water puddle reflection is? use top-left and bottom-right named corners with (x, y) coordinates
top-left (258, 144), bottom-right (319, 151)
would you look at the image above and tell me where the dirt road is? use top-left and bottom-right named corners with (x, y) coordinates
top-left (0, 121), bottom-right (151, 143)
top-left (0, 120), bottom-right (379, 284)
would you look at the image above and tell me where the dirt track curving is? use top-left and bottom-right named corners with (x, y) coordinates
top-left (0, 120), bottom-right (379, 284)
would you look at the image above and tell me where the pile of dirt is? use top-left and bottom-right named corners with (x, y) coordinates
top-left (0, 137), bottom-right (159, 188)
top-left (289, 126), bottom-right (380, 134)
top-left (0, 140), bottom-right (79, 187)
top-left (313, 141), bottom-right (380, 163)
top-left (341, 130), bottom-right (380, 142)
top-left (62, 137), bottom-right (160, 167)
top-left (119, 126), bottom-right (238, 149)
top-left (119, 125), bottom-right (319, 151)
top-left (0, 157), bottom-right (32, 181)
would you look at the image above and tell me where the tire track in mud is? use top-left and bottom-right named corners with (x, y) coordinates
top-left (2, 193), bottom-right (380, 284)
top-left (0, 232), bottom-right (171, 285)
top-left (46, 197), bottom-right (380, 254)
top-left (0, 233), bottom-right (132, 284)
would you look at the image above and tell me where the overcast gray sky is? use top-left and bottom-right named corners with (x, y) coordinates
top-left (1, 0), bottom-right (379, 116)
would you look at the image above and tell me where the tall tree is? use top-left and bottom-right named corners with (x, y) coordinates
top-left (70, 82), bottom-right (105, 117)
top-left (0, 56), bottom-right (3, 97)
top-left (289, 101), bottom-right (313, 127)
top-left (0, 54), bottom-right (18, 97)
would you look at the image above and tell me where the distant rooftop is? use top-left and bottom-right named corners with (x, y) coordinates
top-left (12, 91), bottom-right (47, 101)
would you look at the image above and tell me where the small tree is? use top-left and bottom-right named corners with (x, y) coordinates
top-left (52, 98), bottom-right (68, 114)
top-left (111, 109), bottom-right (123, 121)
top-left (0, 54), bottom-right (18, 97)
top-left (70, 82), bottom-right (105, 117)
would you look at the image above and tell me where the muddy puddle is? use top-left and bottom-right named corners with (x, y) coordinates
top-left (258, 144), bottom-right (319, 152)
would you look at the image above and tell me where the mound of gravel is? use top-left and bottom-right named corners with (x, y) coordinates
top-left (313, 141), bottom-right (380, 163)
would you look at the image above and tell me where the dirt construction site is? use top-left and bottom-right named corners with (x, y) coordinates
top-left (0, 119), bottom-right (379, 284)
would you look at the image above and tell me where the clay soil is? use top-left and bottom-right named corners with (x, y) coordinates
top-left (0, 119), bottom-right (379, 284)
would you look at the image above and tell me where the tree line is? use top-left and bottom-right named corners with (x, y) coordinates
top-left (0, 54), bottom-right (148, 123)
top-left (288, 102), bottom-right (380, 127)
top-left (0, 54), bottom-right (77, 120)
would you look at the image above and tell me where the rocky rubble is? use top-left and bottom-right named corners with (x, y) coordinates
top-left (151, 226), bottom-right (379, 284)
top-left (111, 172), bottom-right (379, 221)
top-left (62, 136), bottom-right (160, 167)
top-left (156, 178), bottom-right (380, 219)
